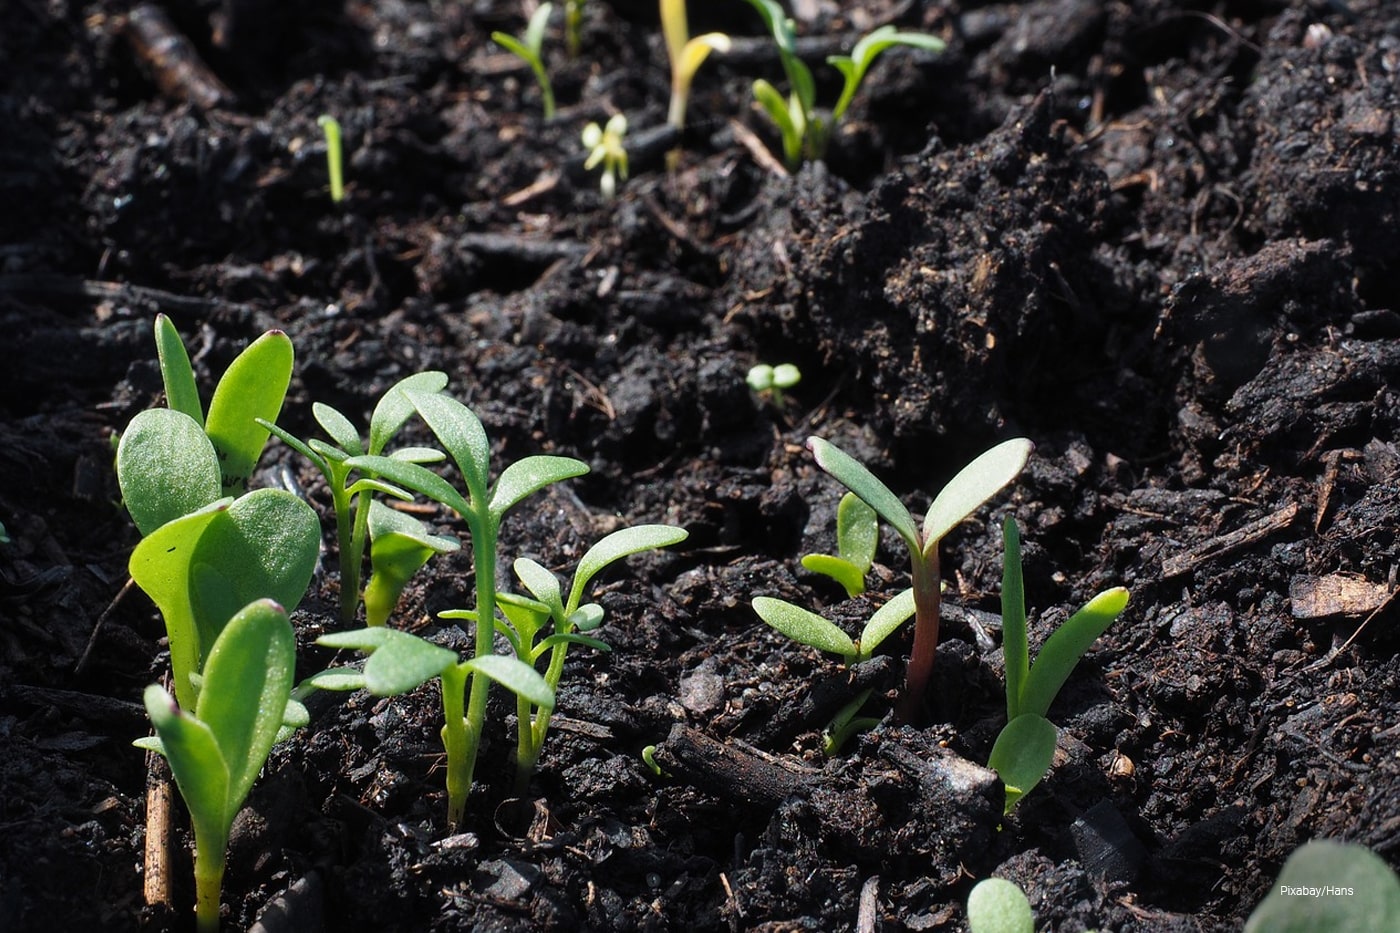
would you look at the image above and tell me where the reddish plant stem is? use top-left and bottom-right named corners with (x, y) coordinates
top-left (897, 547), bottom-right (941, 723)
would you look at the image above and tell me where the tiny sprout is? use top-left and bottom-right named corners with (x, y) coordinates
top-left (801, 492), bottom-right (878, 597)
top-left (966, 877), bottom-right (1035, 933)
top-left (746, 362), bottom-right (801, 407)
top-left (317, 115), bottom-right (345, 204)
top-left (641, 744), bottom-right (668, 777)
top-left (582, 114), bottom-right (628, 199)
top-left (660, 0), bottom-right (731, 134)
top-left (563, 0), bottom-right (585, 57)
top-left (492, 3), bottom-right (556, 119)
top-left (988, 516), bottom-right (1127, 811)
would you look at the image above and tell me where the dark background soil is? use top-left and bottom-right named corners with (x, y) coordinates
top-left (3, 0), bottom-right (1400, 930)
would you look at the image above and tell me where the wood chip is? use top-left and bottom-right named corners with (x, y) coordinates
top-left (1289, 574), bottom-right (1393, 619)
top-left (1161, 502), bottom-right (1299, 579)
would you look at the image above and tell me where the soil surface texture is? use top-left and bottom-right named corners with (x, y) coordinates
top-left (3, 0), bottom-right (1400, 930)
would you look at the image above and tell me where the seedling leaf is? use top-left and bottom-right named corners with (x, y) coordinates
top-left (143, 683), bottom-right (230, 842)
top-left (489, 455), bottom-right (590, 519)
top-left (154, 314), bottom-right (203, 425)
top-left (808, 437), bottom-right (920, 551)
top-left (514, 557), bottom-right (566, 621)
top-left (800, 554), bottom-right (868, 598)
top-left (967, 877), bottom-right (1035, 933)
top-left (1019, 587), bottom-right (1128, 719)
top-left (829, 27), bottom-right (947, 121)
top-left (409, 391), bottom-right (491, 501)
top-left (988, 712), bottom-right (1058, 813)
top-left (1245, 840), bottom-right (1400, 933)
top-left (568, 525), bottom-right (689, 609)
top-left (1002, 516), bottom-right (1028, 720)
top-left (365, 502), bottom-right (460, 627)
top-left (753, 596), bottom-right (856, 660)
top-left (118, 408), bottom-right (224, 536)
top-left (858, 587), bottom-right (916, 659)
top-left (464, 654), bottom-right (555, 711)
top-left (205, 329), bottom-right (293, 494)
top-left (344, 454), bottom-right (472, 516)
top-left (922, 439), bottom-right (1032, 552)
top-left (318, 627), bottom-right (459, 696)
top-left (313, 403), bottom-right (364, 456)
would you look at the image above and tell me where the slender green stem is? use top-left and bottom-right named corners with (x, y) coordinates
top-left (343, 487), bottom-right (373, 621)
top-left (514, 690), bottom-right (538, 796)
top-left (897, 546), bottom-right (940, 723)
top-left (191, 826), bottom-right (227, 933)
top-left (440, 661), bottom-right (471, 827)
top-left (446, 511), bottom-right (497, 826)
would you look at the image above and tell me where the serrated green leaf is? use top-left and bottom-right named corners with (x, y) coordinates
top-left (1020, 587), bottom-right (1128, 719)
top-left (808, 437), bottom-right (920, 552)
top-left (489, 455), bottom-right (589, 519)
top-left (463, 654), bottom-right (554, 711)
top-left (568, 525), bottom-right (687, 611)
top-left (194, 599), bottom-right (295, 817)
top-left (988, 713), bottom-right (1058, 813)
top-left (118, 408), bottom-right (224, 536)
top-left (858, 587), bottom-right (916, 659)
top-left (408, 391), bottom-right (491, 502)
top-left (922, 438), bottom-right (1032, 552)
top-left (753, 596), bottom-right (856, 660)
top-left (205, 330), bottom-right (293, 495)
top-left (313, 403), bottom-right (364, 456)
top-left (154, 314), bottom-right (203, 426)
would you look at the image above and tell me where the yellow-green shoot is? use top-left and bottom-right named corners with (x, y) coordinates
top-left (492, 4), bottom-right (556, 119)
top-left (317, 115), bottom-right (345, 203)
top-left (582, 114), bottom-right (629, 199)
top-left (661, 0), bottom-right (731, 134)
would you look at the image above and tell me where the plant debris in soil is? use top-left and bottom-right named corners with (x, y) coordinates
top-left (3, 1), bottom-right (1400, 931)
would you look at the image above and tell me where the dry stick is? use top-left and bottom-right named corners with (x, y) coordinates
top-left (1161, 502), bottom-right (1299, 579)
top-left (144, 751), bottom-right (174, 915)
top-left (74, 576), bottom-right (137, 677)
top-left (652, 723), bottom-right (820, 808)
top-left (856, 875), bottom-right (880, 933)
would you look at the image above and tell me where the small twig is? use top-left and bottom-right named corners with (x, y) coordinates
top-left (856, 875), bottom-right (880, 933)
top-left (74, 577), bottom-right (137, 677)
top-left (728, 119), bottom-right (788, 178)
top-left (1161, 502), bottom-right (1299, 579)
top-left (144, 751), bottom-right (174, 915)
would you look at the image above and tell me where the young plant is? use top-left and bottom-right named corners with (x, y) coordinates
top-left (563, 0), bottom-right (584, 57)
top-left (800, 491), bottom-right (877, 597)
top-left (582, 114), bottom-right (629, 199)
top-left (741, 0), bottom-right (945, 169)
top-left (363, 501), bottom-right (460, 627)
top-left (309, 390), bottom-right (592, 826)
top-left (492, 4), bottom-right (556, 120)
top-left (660, 0), bottom-right (731, 134)
top-left (447, 523), bottom-right (688, 790)
top-left (118, 317), bottom-right (318, 708)
top-left (259, 371), bottom-right (452, 625)
top-left (746, 362), bottom-right (801, 408)
top-left (137, 599), bottom-right (300, 933)
top-left (966, 877), bottom-right (1035, 933)
top-left (987, 516), bottom-right (1128, 811)
top-left (317, 114), bottom-right (345, 203)
top-left (805, 436), bottom-right (1032, 721)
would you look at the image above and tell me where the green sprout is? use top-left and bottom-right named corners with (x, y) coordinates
top-left (582, 114), bottom-right (629, 199)
top-left (987, 516), bottom-right (1127, 811)
top-left (137, 599), bottom-right (301, 933)
top-left (746, 362), bottom-right (801, 408)
top-left (741, 0), bottom-right (945, 169)
top-left (118, 317), bottom-right (318, 709)
top-left (305, 390), bottom-right (591, 827)
top-left (446, 523), bottom-right (687, 791)
top-left (317, 114), bottom-right (345, 204)
top-left (492, 3), bottom-right (556, 120)
top-left (563, 0), bottom-right (584, 57)
top-left (800, 491), bottom-right (877, 597)
top-left (259, 371), bottom-right (454, 626)
top-left (661, 0), bottom-right (731, 135)
top-left (363, 501), bottom-right (460, 628)
top-left (761, 434), bottom-right (1036, 717)
top-left (966, 877), bottom-right (1037, 933)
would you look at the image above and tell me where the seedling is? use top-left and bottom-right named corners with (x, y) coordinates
top-left (987, 516), bottom-right (1127, 811)
top-left (803, 436), bottom-right (1032, 721)
top-left (446, 522), bottom-right (688, 790)
top-left (966, 877), bottom-right (1035, 933)
top-left (746, 362), bottom-right (801, 408)
top-left (582, 114), bottom-right (629, 199)
top-left (259, 370), bottom-right (453, 625)
top-left (741, 0), bottom-right (945, 169)
top-left (118, 318), bottom-right (318, 709)
top-left (137, 599), bottom-right (300, 933)
top-left (364, 501), bottom-right (460, 627)
top-left (563, 0), bottom-right (584, 57)
top-left (492, 4), bottom-right (556, 119)
top-left (800, 491), bottom-right (877, 597)
top-left (317, 114), bottom-right (345, 203)
top-left (661, 0), bottom-right (731, 134)
top-left (308, 390), bottom-right (592, 826)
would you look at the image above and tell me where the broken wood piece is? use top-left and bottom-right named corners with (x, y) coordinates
top-left (1290, 573), bottom-right (1393, 619)
top-left (123, 4), bottom-right (236, 110)
top-left (1161, 502), bottom-right (1299, 579)
top-left (652, 723), bottom-right (820, 808)
top-left (143, 752), bottom-right (174, 916)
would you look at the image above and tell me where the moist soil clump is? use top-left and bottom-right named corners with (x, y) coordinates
top-left (3, 1), bottom-right (1399, 930)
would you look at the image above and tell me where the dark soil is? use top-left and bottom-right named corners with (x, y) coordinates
top-left (4, 0), bottom-right (1400, 930)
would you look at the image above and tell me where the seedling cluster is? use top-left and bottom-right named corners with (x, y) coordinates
top-left (118, 318), bottom-right (685, 927)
